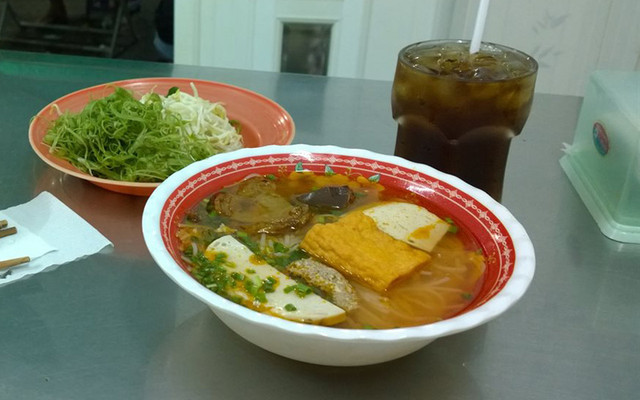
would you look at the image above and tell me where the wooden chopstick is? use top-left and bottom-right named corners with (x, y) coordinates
top-left (0, 222), bottom-right (29, 270)
top-left (0, 226), bottom-right (17, 239)
top-left (0, 256), bottom-right (30, 270)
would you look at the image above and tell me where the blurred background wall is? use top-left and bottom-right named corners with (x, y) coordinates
top-left (0, 0), bottom-right (165, 60)
top-left (2, 0), bottom-right (638, 97)
top-left (174, 0), bottom-right (640, 96)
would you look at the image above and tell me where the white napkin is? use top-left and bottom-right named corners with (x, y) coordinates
top-left (0, 191), bottom-right (113, 286)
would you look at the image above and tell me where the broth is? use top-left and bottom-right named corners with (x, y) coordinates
top-left (177, 170), bottom-right (485, 329)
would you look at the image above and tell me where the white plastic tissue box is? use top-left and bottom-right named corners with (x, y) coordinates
top-left (560, 71), bottom-right (640, 243)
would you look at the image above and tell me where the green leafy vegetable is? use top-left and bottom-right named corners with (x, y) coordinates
top-left (43, 86), bottom-right (240, 182)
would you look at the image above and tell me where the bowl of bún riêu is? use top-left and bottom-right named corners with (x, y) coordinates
top-left (142, 144), bottom-right (535, 366)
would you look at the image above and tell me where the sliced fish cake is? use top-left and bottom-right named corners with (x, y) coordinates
top-left (363, 202), bottom-right (449, 252)
top-left (205, 235), bottom-right (346, 326)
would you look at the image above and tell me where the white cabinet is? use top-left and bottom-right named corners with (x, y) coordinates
top-left (175, 0), bottom-right (640, 96)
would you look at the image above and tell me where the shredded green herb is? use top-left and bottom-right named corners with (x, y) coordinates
top-left (284, 304), bottom-right (297, 312)
top-left (43, 87), bottom-right (233, 182)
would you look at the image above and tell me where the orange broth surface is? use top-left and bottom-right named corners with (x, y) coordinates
top-left (177, 171), bottom-right (485, 329)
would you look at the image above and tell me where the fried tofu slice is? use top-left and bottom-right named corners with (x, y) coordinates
top-left (300, 211), bottom-right (430, 292)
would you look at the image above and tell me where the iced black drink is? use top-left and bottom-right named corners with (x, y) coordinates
top-left (392, 40), bottom-right (537, 201)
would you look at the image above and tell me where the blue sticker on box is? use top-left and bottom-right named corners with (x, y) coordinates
top-left (592, 121), bottom-right (609, 156)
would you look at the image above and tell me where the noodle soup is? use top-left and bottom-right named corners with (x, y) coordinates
top-left (176, 169), bottom-right (485, 329)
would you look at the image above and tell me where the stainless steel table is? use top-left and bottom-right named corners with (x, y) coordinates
top-left (1, 50), bottom-right (638, 400)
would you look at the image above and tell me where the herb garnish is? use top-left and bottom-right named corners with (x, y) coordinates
top-left (284, 283), bottom-right (313, 298)
top-left (189, 252), bottom-right (278, 305)
top-left (43, 87), bottom-right (237, 182)
top-left (445, 217), bottom-right (459, 234)
top-left (235, 232), bottom-right (308, 270)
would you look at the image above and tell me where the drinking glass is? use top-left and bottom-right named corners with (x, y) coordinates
top-left (392, 39), bottom-right (538, 201)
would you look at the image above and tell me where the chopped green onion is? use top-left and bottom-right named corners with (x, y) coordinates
top-left (445, 218), bottom-right (459, 234)
top-left (262, 276), bottom-right (277, 293)
top-left (273, 242), bottom-right (288, 253)
top-left (284, 304), bottom-right (297, 312)
top-left (324, 165), bottom-right (335, 176)
top-left (284, 283), bottom-right (313, 298)
top-left (254, 292), bottom-right (267, 303)
top-left (231, 272), bottom-right (245, 281)
top-left (368, 174), bottom-right (380, 183)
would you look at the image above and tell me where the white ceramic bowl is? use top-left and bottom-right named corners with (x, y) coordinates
top-left (142, 144), bottom-right (535, 366)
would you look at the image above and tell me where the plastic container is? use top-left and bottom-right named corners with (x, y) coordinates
top-left (560, 71), bottom-right (640, 243)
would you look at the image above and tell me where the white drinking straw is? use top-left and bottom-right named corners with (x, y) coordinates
top-left (470, 0), bottom-right (490, 54)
